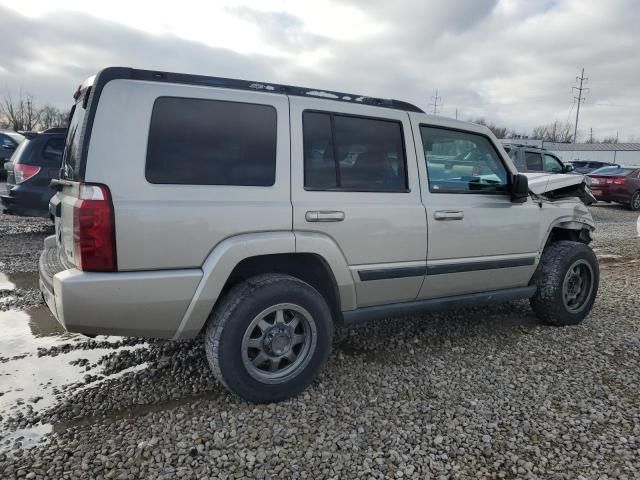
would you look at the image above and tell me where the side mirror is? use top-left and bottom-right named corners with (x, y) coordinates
top-left (511, 173), bottom-right (529, 203)
top-left (563, 164), bottom-right (575, 173)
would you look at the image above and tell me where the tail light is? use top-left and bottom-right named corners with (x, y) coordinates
top-left (73, 184), bottom-right (117, 272)
top-left (608, 177), bottom-right (626, 185)
top-left (14, 164), bottom-right (41, 184)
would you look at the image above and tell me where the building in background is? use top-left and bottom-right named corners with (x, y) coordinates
top-left (500, 140), bottom-right (640, 166)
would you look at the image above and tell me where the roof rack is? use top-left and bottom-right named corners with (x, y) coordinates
top-left (110, 68), bottom-right (425, 114)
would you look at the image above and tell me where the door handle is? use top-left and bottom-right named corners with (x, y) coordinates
top-left (434, 210), bottom-right (464, 221)
top-left (305, 210), bottom-right (345, 222)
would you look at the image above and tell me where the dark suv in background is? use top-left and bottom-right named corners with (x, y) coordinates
top-left (1, 128), bottom-right (66, 217)
top-left (571, 160), bottom-right (619, 174)
top-left (503, 144), bottom-right (574, 174)
top-left (0, 129), bottom-right (25, 180)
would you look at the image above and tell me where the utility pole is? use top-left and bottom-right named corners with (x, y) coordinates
top-left (589, 127), bottom-right (593, 143)
top-left (572, 68), bottom-right (588, 144)
top-left (455, 108), bottom-right (458, 120)
top-left (430, 90), bottom-right (442, 115)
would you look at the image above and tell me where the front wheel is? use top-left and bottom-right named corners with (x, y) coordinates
top-left (530, 241), bottom-right (599, 326)
top-left (205, 274), bottom-right (333, 403)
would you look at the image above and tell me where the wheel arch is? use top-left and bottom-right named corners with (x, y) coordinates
top-left (172, 231), bottom-right (355, 340)
top-left (542, 218), bottom-right (594, 251)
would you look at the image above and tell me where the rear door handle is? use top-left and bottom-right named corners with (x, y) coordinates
top-left (434, 210), bottom-right (464, 221)
top-left (305, 210), bottom-right (345, 222)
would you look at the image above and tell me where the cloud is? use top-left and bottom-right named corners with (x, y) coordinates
top-left (0, 5), bottom-right (278, 107)
top-left (1, 1), bottom-right (639, 140)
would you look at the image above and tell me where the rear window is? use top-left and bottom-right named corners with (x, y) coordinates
top-left (590, 167), bottom-right (635, 176)
top-left (146, 97), bottom-right (277, 186)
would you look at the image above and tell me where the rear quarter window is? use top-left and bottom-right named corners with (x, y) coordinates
top-left (146, 97), bottom-right (277, 186)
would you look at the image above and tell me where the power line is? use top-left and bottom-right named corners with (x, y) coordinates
top-left (572, 68), bottom-right (588, 143)
top-left (430, 90), bottom-right (442, 115)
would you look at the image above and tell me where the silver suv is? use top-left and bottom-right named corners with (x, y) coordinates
top-left (40, 67), bottom-right (599, 402)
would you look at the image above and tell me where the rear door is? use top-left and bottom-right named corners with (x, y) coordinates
top-left (411, 116), bottom-right (541, 299)
top-left (290, 97), bottom-right (427, 307)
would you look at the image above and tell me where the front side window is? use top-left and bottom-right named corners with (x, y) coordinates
top-left (524, 151), bottom-right (543, 171)
top-left (543, 154), bottom-right (563, 173)
top-left (303, 111), bottom-right (407, 192)
top-left (146, 97), bottom-right (277, 186)
top-left (420, 126), bottom-right (509, 194)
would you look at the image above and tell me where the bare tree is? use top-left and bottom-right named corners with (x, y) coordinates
top-left (472, 117), bottom-right (509, 139)
top-left (600, 136), bottom-right (619, 144)
top-left (530, 121), bottom-right (574, 143)
top-left (0, 89), bottom-right (41, 131)
top-left (39, 104), bottom-right (69, 130)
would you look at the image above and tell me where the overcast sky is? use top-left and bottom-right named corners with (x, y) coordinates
top-left (1, 0), bottom-right (639, 140)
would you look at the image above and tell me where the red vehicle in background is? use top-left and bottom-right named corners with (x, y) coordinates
top-left (587, 166), bottom-right (640, 211)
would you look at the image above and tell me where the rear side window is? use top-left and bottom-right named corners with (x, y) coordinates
top-left (42, 138), bottom-right (65, 166)
top-left (590, 167), bottom-right (635, 176)
top-left (524, 151), bottom-right (543, 171)
top-left (146, 97), bottom-right (277, 186)
top-left (303, 111), bottom-right (407, 192)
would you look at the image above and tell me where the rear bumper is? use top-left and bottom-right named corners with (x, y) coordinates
top-left (1, 184), bottom-right (50, 217)
top-left (39, 236), bottom-right (202, 338)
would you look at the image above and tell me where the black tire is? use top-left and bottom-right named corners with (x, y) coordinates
top-left (205, 274), bottom-right (333, 403)
top-left (629, 191), bottom-right (640, 211)
top-left (530, 241), bottom-right (599, 326)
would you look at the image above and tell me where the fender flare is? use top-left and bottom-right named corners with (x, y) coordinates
top-left (541, 216), bottom-right (595, 251)
top-left (172, 231), bottom-right (355, 339)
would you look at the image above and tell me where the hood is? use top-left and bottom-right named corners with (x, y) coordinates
top-left (523, 172), bottom-right (596, 205)
top-left (524, 172), bottom-right (586, 194)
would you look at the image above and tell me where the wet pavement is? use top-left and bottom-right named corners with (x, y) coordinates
top-left (0, 306), bottom-right (148, 452)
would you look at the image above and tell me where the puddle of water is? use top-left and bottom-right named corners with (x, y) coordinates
top-left (0, 307), bottom-right (149, 452)
top-left (0, 272), bottom-right (39, 291)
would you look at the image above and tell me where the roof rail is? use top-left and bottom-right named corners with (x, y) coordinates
top-left (108, 67), bottom-right (425, 113)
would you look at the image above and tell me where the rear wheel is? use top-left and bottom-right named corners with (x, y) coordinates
top-left (530, 241), bottom-right (599, 326)
top-left (205, 274), bottom-right (333, 403)
top-left (629, 191), bottom-right (640, 211)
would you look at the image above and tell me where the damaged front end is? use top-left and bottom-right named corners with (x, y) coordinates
top-left (525, 173), bottom-right (597, 205)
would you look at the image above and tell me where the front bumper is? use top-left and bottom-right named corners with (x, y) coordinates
top-left (39, 236), bottom-right (202, 338)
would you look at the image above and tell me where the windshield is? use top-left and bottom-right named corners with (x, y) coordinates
top-left (61, 99), bottom-right (87, 180)
top-left (590, 167), bottom-right (634, 176)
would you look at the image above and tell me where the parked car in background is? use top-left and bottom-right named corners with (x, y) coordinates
top-left (0, 129), bottom-right (25, 180)
top-left (40, 67), bottom-right (599, 403)
top-left (503, 144), bottom-right (575, 174)
top-left (1, 128), bottom-right (66, 217)
top-left (571, 160), bottom-right (619, 174)
top-left (587, 166), bottom-right (640, 210)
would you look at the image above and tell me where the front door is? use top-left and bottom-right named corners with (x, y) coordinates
top-left (290, 97), bottom-right (427, 308)
top-left (410, 117), bottom-right (542, 299)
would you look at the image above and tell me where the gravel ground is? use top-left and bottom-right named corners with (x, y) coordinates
top-left (0, 200), bottom-right (639, 479)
